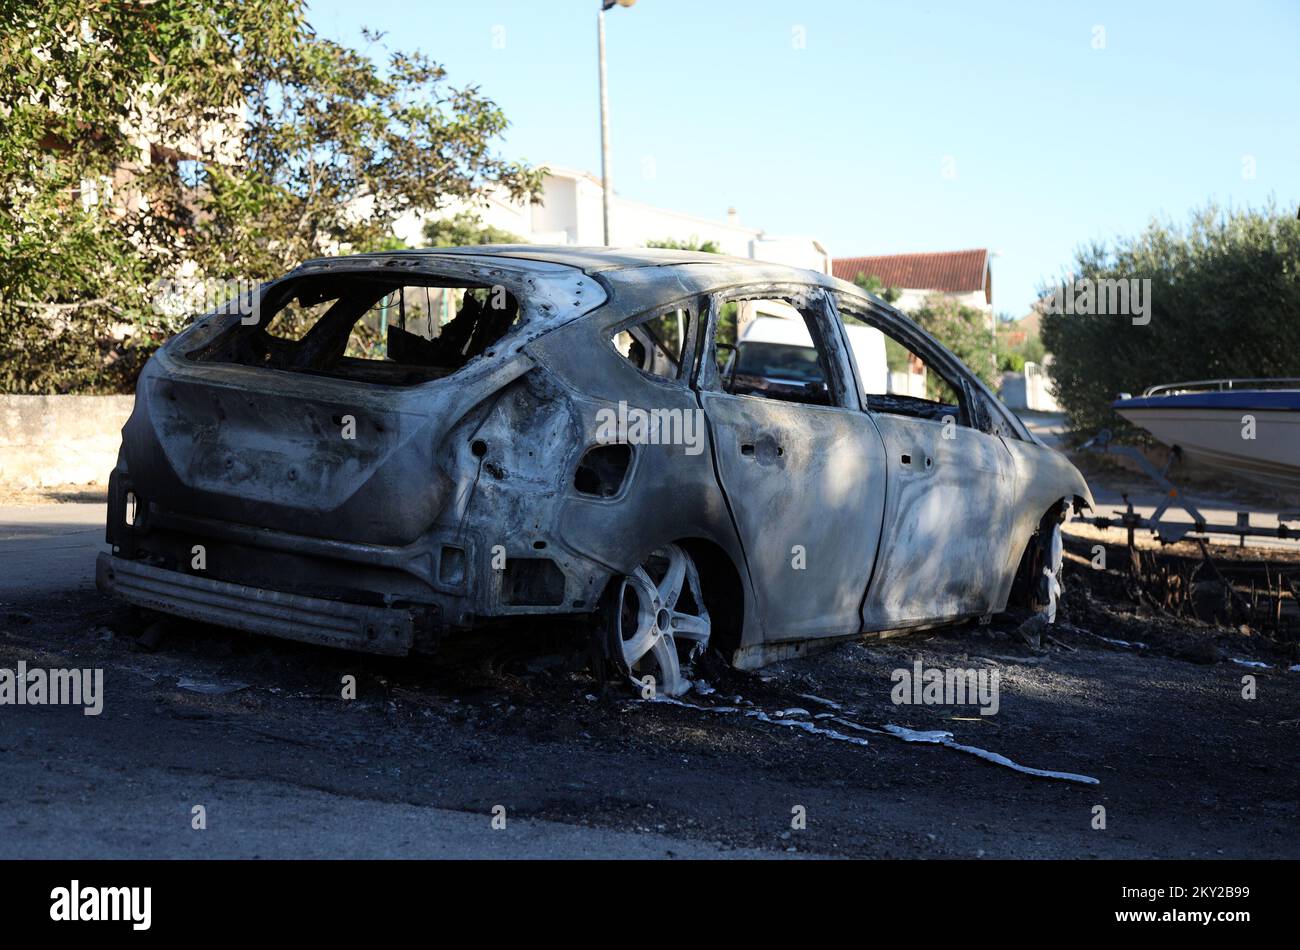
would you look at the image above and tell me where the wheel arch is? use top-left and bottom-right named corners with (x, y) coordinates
top-left (676, 537), bottom-right (746, 662)
top-left (1008, 498), bottom-right (1070, 611)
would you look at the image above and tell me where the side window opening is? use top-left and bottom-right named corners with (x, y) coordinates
top-left (612, 307), bottom-right (690, 381)
top-left (711, 295), bottom-right (834, 407)
top-left (188, 276), bottom-right (521, 386)
top-left (840, 308), bottom-right (966, 424)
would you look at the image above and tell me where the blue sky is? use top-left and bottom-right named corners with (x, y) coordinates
top-left (306, 0), bottom-right (1298, 316)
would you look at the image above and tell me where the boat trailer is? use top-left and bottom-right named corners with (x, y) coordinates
top-left (1078, 429), bottom-right (1300, 546)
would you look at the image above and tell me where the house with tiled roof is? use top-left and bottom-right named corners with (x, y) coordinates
top-left (832, 249), bottom-right (992, 314)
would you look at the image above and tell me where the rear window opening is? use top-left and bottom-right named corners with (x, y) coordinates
top-left (187, 273), bottom-right (522, 385)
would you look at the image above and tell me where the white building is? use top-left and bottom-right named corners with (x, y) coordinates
top-left (395, 164), bottom-right (831, 273)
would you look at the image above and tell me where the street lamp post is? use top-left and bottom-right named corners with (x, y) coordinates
top-left (598, 0), bottom-right (635, 246)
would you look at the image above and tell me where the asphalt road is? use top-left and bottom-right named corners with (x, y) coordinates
top-left (1, 497), bottom-right (1297, 860)
top-left (0, 503), bottom-right (106, 596)
top-left (0, 502), bottom-right (806, 858)
top-left (0, 754), bottom-right (789, 859)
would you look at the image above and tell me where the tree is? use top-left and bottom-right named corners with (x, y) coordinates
top-left (423, 211), bottom-right (523, 247)
top-left (1040, 204), bottom-right (1300, 435)
top-left (851, 272), bottom-right (901, 305)
top-left (996, 312), bottom-right (1046, 370)
top-left (0, 1), bottom-right (541, 393)
top-left (646, 237), bottom-right (721, 253)
top-left (909, 294), bottom-right (998, 391)
top-left (0, 0), bottom-right (300, 392)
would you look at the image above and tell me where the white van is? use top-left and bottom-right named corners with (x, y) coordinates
top-left (731, 314), bottom-right (889, 398)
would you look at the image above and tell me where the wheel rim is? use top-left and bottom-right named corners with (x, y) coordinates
top-left (611, 543), bottom-right (711, 697)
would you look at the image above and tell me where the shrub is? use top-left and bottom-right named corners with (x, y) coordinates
top-left (1041, 204), bottom-right (1300, 436)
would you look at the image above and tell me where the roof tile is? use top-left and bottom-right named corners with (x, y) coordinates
top-left (833, 249), bottom-right (989, 296)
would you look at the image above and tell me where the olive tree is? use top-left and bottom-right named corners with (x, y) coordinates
top-left (1040, 204), bottom-right (1300, 436)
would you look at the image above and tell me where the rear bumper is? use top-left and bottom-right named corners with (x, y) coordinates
top-left (96, 553), bottom-right (415, 655)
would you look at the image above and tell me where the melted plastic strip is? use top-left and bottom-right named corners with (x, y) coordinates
top-left (641, 692), bottom-right (1098, 786)
top-left (648, 695), bottom-right (871, 748)
top-left (796, 692), bottom-right (843, 710)
top-left (1087, 631), bottom-right (1148, 650)
top-left (883, 724), bottom-right (1100, 786)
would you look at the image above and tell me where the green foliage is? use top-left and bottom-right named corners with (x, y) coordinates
top-left (359, 234), bottom-right (412, 254)
top-left (1041, 204), bottom-right (1300, 434)
top-left (0, 1), bottom-right (541, 392)
top-left (715, 301), bottom-right (739, 356)
top-left (422, 211), bottom-right (523, 247)
top-left (998, 351), bottom-right (1026, 374)
top-left (995, 314), bottom-right (1045, 372)
top-left (852, 272), bottom-right (901, 305)
top-left (883, 336), bottom-right (911, 374)
top-left (645, 237), bottom-right (721, 253)
top-left (1018, 333), bottom-right (1046, 365)
top-left (909, 294), bottom-right (998, 390)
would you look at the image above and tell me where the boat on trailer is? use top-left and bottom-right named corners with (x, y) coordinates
top-left (1112, 379), bottom-right (1300, 492)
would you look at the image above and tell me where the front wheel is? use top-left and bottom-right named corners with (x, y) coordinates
top-left (1037, 516), bottom-right (1065, 623)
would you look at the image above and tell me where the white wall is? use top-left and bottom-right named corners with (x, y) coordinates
top-left (1024, 360), bottom-right (1061, 412)
top-left (999, 361), bottom-right (1060, 412)
top-left (397, 166), bottom-right (829, 272)
top-left (0, 396), bottom-right (134, 488)
top-left (892, 287), bottom-right (991, 315)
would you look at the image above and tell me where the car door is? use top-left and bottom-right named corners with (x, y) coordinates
top-left (834, 298), bottom-right (1019, 629)
top-left (693, 287), bottom-right (888, 641)
top-left (861, 413), bottom-right (1017, 626)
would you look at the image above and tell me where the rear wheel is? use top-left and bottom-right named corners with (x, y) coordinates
top-left (604, 543), bottom-right (711, 698)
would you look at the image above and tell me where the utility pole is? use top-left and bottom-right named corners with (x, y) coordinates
top-left (598, 0), bottom-right (635, 246)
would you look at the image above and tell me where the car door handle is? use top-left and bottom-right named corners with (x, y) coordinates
top-left (740, 439), bottom-right (784, 460)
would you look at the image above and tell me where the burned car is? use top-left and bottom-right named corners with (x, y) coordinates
top-left (98, 247), bottom-right (1092, 695)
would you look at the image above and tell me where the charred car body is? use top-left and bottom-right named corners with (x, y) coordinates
top-left (98, 247), bottom-right (1092, 695)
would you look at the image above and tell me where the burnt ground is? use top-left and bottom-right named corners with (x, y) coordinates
top-left (1, 534), bottom-right (1297, 859)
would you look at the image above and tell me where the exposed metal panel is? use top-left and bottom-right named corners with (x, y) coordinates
top-left (96, 553), bottom-right (415, 655)
top-left (699, 390), bottom-right (888, 639)
top-left (860, 416), bottom-right (1018, 627)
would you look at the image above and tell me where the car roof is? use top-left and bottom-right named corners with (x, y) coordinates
top-left (318, 244), bottom-right (853, 289)
top-left (336, 244), bottom-right (750, 271)
top-left (417, 244), bottom-right (749, 270)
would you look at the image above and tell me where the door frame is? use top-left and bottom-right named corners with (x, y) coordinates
top-left (831, 291), bottom-right (1022, 627)
top-left (691, 285), bottom-right (889, 640)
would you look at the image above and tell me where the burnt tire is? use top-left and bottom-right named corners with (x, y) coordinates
top-left (1009, 502), bottom-right (1069, 621)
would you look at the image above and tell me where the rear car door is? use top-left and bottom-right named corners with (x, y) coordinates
top-left (693, 287), bottom-right (888, 641)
